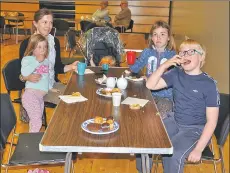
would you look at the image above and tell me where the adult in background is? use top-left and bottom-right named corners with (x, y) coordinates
top-left (114, 0), bottom-right (131, 33)
top-left (92, 0), bottom-right (110, 22)
top-left (19, 8), bottom-right (78, 104)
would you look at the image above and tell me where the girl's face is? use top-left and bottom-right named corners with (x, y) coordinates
top-left (179, 44), bottom-right (204, 75)
top-left (33, 41), bottom-right (48, 61)
top-left (33, 14), bottom-right (53, 37)
top-left (151, 27), bottom-right (169, 49)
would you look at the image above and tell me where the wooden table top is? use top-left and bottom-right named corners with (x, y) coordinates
top-left (40, 67), bottom-right (172, 154)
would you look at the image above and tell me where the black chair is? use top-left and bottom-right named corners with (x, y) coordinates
top-left (0, 16), bottom-right (11, 43)
top-left (80, 20), bottom-right (97, 33)
top-left (154, 93), bottom-right (229, 173)
top-left (66, 29), bottom-right (77, 58)
top-left (53, 19), bottom-right (70, 50)
top-left (0, 93), bottom-right (70, 173)
top-left (2, 59), bottom-right (56, 129)
top-left (125, 19), bottom-right (134, 33)
top-left (115, 19), bottom-right (134, 33)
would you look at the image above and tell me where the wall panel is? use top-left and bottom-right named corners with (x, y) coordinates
top-left (171, 1), bottom-right (229, 93)
top-left (1, 2), bottom-right (39, 28)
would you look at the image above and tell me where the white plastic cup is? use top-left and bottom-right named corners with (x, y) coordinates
top-left (112, 92), bottom-right (122, 107)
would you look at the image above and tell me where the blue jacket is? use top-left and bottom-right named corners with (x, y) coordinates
top-left (130, 48), bottom-right (176, 99)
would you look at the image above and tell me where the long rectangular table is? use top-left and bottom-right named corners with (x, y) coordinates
top-left (39, 67), bottom-right (172, 173)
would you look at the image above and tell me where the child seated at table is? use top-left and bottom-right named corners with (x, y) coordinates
top-left (129, 20), bottom-right (176, 118)
top-left (139, 38), bottom-right (220, 173)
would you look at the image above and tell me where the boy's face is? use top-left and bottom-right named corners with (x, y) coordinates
top-left (33, 41), bottom-right (48, 61)
top-left (151, 27), bottom-right (169, 49)
top-left (179, 44), bottom-right (204, 74)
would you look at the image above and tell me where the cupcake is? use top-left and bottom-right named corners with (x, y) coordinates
top-left (94, 116), bottom-right (104, 124)
top-left (87, 123), bottom-right (101, 132)
top-left (129, 104), bottom-right (141, 110)
top-left (71, 92), bottom-right (81, 96)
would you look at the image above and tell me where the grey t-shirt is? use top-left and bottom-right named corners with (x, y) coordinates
top-left (162, 67), bottom-right (220, 125)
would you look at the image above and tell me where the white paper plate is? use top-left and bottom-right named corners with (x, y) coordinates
top-left (81, 118), bottom-right (119, 135)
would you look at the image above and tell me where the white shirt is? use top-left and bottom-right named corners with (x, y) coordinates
top-left (47, 34), bottom-right (56, 89)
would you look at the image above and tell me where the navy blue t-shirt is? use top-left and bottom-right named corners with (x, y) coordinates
top-left (162, 67), bottom-right (220, 125)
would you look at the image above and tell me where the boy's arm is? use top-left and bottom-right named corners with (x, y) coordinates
top-left (146, 55), bottom-right (182, 90)
top-left (188, 107), bottom-right (219, 162)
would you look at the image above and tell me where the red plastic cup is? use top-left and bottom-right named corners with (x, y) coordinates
top-left (126, 51), bottom-right (136, 65)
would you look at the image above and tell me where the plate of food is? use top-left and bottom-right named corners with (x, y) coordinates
top-left (81, 116), bottom-right (119, 135)
top-left (125, 76), bottom-right (144, 82)
top-left (96, 88), bottom-right (123, 98)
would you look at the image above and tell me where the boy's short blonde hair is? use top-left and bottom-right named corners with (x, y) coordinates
top-left (180, 39), bottom-right (206, 67)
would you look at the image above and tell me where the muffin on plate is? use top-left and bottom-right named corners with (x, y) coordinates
top-left (87, 123), bottom-right (101, 132)
top-left (94, 116), bottom-right (104, 124)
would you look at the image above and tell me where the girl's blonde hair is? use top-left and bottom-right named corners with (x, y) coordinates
top-left (180, 38), bottom-right (206, 67)
top-left (24, 34), bottom-right (49, 58)
top-left (148, 20), bottom-right (176, 50)
top-left (99, 56), bottom-right (116, 66)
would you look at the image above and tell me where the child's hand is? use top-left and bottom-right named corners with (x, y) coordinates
top-left (187, 148), bottom-right (202, 163)
top-left (50, 88), bottom-right (61, 93)
top-left (162, 55), bottom-right (183, 69)
top-left (27, 74), bottom-right (41, 83)
top-left (124, 70), bottom-right (131, 74)
top-left (71, 61), bottom-right (79, 70)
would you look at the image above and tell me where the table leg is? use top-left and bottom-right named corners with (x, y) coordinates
top-left (141, 154), bottom-right (150, 173)
top-left (64, 152), bottom-right (72, 173)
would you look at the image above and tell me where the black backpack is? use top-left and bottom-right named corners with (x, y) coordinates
top-left (93, 42), bottom-right (119, 66)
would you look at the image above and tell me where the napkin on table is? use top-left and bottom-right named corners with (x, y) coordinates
top-left (121, 97), bottom-right (149, 107)
top-left (76, 69), bottom-right (95, 74)
top-left (59, 95), bottom-right (88, 104)
top-left (96, 74), bottom-right (107, 84)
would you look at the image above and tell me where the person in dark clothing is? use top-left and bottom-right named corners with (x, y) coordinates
top-left (19, 8), bottom-right (78, 104)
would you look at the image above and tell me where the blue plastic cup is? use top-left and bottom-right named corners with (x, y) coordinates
top-left (77, 62), bottom-right (87, 75)
top-left (102, 64), bottom-right (109, 71)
